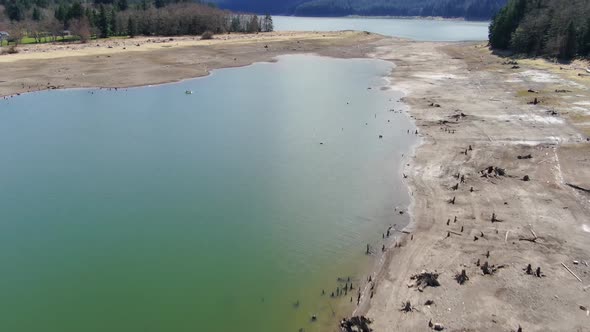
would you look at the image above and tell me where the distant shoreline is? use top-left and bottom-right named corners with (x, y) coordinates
top-left (277, 15), bottom-right (490, 23)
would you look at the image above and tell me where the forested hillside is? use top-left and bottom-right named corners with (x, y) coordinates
top-left (210, 0), bottom-right (305, 15)
top-left (211, 0), bottom-right (507, 20)
top-left (294, 0), bottom-right (506, 20)
top-left (489, 0), bottom-right (590, 59)
top-left (0, 0), bottom-right (272, 46)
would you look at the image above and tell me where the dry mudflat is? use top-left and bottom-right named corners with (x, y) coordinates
top-left (2, 31), bottom-right (590, 332)
top-left (364, 40), bottom-right (590, 332)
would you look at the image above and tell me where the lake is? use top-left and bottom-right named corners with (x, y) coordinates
top-left (274, 16), bottom-right (490, 41)
top-left (0, 55), bottom-right (416, 332)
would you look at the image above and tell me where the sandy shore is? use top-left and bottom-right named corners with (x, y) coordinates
top-left (363, 41), bottom-right (590, 331)
top-left (0, 31), bottom-right (381, 97)
top-left (2, 31), bottom-right (590, 331)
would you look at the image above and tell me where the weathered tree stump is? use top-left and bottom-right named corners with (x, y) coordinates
top-left (455, 269), bottom-right (469, 285)
top-left (400, 301), bottom-right (413, 312)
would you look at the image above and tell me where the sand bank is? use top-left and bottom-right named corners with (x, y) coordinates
top-left (0, 31), bottom-right (381, 97)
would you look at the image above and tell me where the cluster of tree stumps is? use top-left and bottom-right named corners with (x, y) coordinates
top-left (402, 141), bottom-right (550, 330)
top-left (339, 316), bottom-right (372, 332)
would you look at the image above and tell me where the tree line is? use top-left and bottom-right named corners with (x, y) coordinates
top-left (0, 0), bottom-right (273, 45)
top-left (203, 0), bottom-right (506, 20)
top-left (293, 0), bottom-right (507, 20)
top-left (489, 0), bottom-right (590, 59)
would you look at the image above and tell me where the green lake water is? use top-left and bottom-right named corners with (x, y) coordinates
top-left (0, 55), bottom-right (416, 332)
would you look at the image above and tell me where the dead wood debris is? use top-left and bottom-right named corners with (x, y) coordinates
top-left (524, 264), bottom-right (544, 277)
top-left (400, 301), bottom-right (414, 313)
top-left (481, 261), bottom-right (505, 275)
top-left (481, 166), bottom-right (506, 177)
top-left (566, 183), bottom-right (590, 194)
top-left (428, 320), bottom-right (445, 331)
top-left (455, 269), bottom-right (469, 285)
top-left (340, 316), bottom-right (372, 332)
top-left (411, 271), bottom-right (441, 290)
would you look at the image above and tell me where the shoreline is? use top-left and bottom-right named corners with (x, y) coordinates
top-left (0, 31), bottom-right (384, 98)
top-left (349, 64), bottom-right (423, 320)
top-left (278, 15), bottom-right (488, 22)
top-left (2, 32), bottom-right (590, 331)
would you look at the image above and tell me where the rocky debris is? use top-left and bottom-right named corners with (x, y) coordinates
top-left (517, 154), bottom-right (532, 159)
top-left (411, 271), bottom-right (441, 290)
top-left (523, 175), bottom-right (530, 181)
top-left (340, 316), bottom-right (372, 332)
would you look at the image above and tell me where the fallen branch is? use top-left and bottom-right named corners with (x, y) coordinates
top-left (566, 183), bottom-right (590, 194)
top-left (411, 271), bottom-right (440, 289)
top-left (562, 262), bottom-right (582, 282)
top-left (519, 237), bottom-right (538, 243)
top-left (529, 226), bottom-right (538, 240)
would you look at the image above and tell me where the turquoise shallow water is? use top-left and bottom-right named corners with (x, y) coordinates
top-left (274, 16), bottom-right (490, 41)
top-left (0, 55), bottom-right (416, 332)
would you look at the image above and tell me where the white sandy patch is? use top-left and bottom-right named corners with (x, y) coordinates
top-left (583, 224), bottom-right (590, 233)
top-left (512, 70), bottom-right (585, 89)
top-left (413, 73), bottom-right (465, 80)
top-left (573, 101), bottom-right (590, 106)
top-left (503, 138), bottom-right (562, 145)
top-left (505, 78), bottom-right (523, 83)
top-left (528, 114), bottom-right (564, 124)
top-left (572, 106), bottom-right (589, 113)
top-left (494, 113), bottom-right (564, 125)
top-left (518, 70), bottom-right (560, 83)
